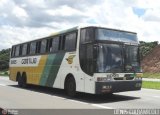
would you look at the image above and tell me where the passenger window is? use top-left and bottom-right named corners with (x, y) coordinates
top-left (51, 37), bottom-right (59, 52)
top-left (30, 42), bottom-right (36, 54)
top-left (80, 28), bottom-right (94, 43)
top-left (48, 39), bottom-right (52, 52)
top-left (22, 44), bottom-right (27, 56)
top-left (60, 36), bottom-right (65, 50)
top-left (65, 33), bottom-right (77, 51)
top-left (27, 43), bottom-right (30, 55)
top-left (15, 45), bottom-right (20, 57)
top-left (36, 41), bottom-right (41, 54)
top-left (11, 46), bottom-right (15, 57)
top-left (40, 39), bottom-right (47, 53)
top-left (19, 45), bottom-right (23, 56)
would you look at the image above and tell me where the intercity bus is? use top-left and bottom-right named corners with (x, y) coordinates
top-left (9, 25), bottom-right (142, 96)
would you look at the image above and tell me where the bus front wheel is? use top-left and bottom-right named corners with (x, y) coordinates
top-left (65, 77), bottom-right (76, 97)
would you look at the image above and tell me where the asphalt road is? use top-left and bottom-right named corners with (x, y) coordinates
top-left (0, 76), bottom-right (160, 109)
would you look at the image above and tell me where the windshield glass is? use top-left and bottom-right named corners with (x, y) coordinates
top-left (96, 44), bottom-right (141, 73)
top-left (125, 45), bottom-right (140, 72)
top-left (97, 44), bottom-right (123, 73)
top-left (96, 28), bottom-right (138, 43)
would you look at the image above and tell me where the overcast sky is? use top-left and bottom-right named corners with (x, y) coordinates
top-left (0, 0), bottom-right (160, 50)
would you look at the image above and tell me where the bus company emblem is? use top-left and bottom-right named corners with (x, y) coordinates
top-left (66, 55), bottom-right (75, 64)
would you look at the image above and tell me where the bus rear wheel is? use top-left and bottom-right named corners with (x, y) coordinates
top-left (65, 77), bottom-right (76, 97)
top-left (18, 73), bottom-right (27, 88)
top-left (18, 76), bottom-right (22, 87)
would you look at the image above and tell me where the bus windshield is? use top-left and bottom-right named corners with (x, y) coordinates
top-left (125, 45), bottom-right (140, 72)
top-left (96, 28), bottom-right (138, 43)
top-left (96, 44), bottom-right (140, 73)
top-left (97, 44), bottom-right (123, 73)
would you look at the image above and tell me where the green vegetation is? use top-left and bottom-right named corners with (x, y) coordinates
top-left (142, 81), bottom-right (160, 90)
top-left (142, 73), bottom-right (160, 79)
top-left (139, 41), bottom-right (158, 60)
top-left (0, 48), bottom-right (10, 71)
top-left (0, 70), bottom-right (9, 76)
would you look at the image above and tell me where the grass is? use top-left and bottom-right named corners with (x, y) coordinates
top-left (142, 73), bottom-right (160, 79)
top-left (0, 70), bottom-right (9, 77)
top-left (0, 74), bottom-right (9, 76)
top-left (142, 81), bottom-right (160, 90)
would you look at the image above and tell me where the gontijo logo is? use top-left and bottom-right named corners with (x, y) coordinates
top-left (66, 55), bottom-right (75, 64)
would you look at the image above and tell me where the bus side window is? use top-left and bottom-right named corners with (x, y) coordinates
top-left (15, 45), bottom-right (20, 57)
top-left (80, 28), bottom-right (94, 76)
top-left (40, 39), bottom-right (47, 53)
top-left (86, 44), bottom-right (93, 75)
top-left (80, 29), bottom-right (86, 43)
top-left (48, 39), bottom-right (53, 52)
top-left (64, 32), bottom-right (77, 51)
top-left (22, 44), bottom-right (27, 56)
top-left (30, 42), bottom-right (36, 55)
top-left (46, 39), bottom-right (50, 53)
top-left (36, 41), bottom-right (41, 54)
top-left (80, 28), bottom-right (94, 43)
top-left (51, 36), bottom-right (59, 52)
top-left (27, 43), bottom-right (30, 55)
top-left (11, 46), bottom-right (15, 57)
top-left (19, 45), bottom-right (23, 56)
top-left (60, 36), bottom-right (65, 50)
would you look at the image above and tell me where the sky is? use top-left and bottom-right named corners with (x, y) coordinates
top-left (0, 0), bottom-right (160, 50)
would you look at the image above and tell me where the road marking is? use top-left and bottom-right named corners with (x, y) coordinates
top-left (153, 96), bottom-right (160, 98)
top-left (51, 95), bottom-right (113, 109)
top-left (0, 83), bottom-right (6, 86)
top-left (91, 104), bottom-right (113, 109)
top-left (67, 99), bottom-right (88, 105)
top-left (66, 98), bottom-right (114, 109)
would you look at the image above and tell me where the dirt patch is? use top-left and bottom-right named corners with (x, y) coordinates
top-left (142, 45), bottom-right (160, 73)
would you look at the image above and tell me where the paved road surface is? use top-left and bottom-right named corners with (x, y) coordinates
top-left (0, 76), bottom-right (160, 109)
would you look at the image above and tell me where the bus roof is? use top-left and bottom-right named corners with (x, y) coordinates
top-left (12, 25), bottom-right (137, 46)
top-left (50, 25), bottom-right (137, 36)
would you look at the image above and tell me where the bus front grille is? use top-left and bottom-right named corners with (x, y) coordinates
top-left (114, 74), bottom-right (134, 80)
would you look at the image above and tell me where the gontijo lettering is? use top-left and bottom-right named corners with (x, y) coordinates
top-left (21, 58), bottom-right (37, 64)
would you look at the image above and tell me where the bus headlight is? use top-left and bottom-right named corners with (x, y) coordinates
top-left (135, 73), bottom-right (143, 80)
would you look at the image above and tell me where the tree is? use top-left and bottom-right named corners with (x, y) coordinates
top-left (139, 41), bottom-right (159, 60)
top-left (0, 48), bottom-right (10, 71)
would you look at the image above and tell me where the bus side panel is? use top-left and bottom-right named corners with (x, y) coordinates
top-left (29, 55), bottom-right (48, 85)
top-left (39, 53), bottom-right (65, 88)
top-left (9, 55), bottom-right (48, 85)
top-left (9, 67), bottom-right (18, 81)
top-left (39, 54), bottom-right (56, 86)
top-left (57, 52), bottom-right (85, 92)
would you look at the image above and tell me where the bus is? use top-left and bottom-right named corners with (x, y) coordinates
top-left (9, 25), bottom-right (142, 97)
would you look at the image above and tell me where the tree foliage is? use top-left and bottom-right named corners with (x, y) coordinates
top-left (139, 41), bottom-right (159, 60)
top-left (0, 48), bottom-right (10, 71)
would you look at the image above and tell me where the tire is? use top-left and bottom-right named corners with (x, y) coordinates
top-left (106, 93), bottom-right (113, 97)
top-left (17, 74), bottom-right (22, 87)
top-left (18, 73), bottom-right (27, 88)
top-left (65, 77), bottom-right (76, 97)
top-left (21, 73), bottom-right (27, 88)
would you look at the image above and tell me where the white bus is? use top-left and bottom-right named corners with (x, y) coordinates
top-left (9, 25), bottom-right (142, 96)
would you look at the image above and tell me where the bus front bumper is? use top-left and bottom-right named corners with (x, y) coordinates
top-left (95, 80), bottom-right (142, 94)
